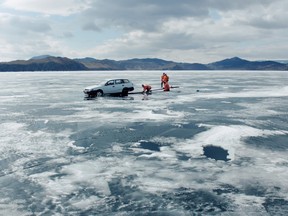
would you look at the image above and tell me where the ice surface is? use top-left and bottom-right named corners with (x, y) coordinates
top-left (0, 71), bottom-right (287, 215)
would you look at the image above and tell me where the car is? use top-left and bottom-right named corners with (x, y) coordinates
top-left (83, 79), bottom-right (134, 98)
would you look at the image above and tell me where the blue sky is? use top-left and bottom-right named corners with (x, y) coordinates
top-left (0, 0), bottom-right (287, 63)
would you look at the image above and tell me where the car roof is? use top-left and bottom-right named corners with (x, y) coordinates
top-left (106, 79), bottom-right (131, 82)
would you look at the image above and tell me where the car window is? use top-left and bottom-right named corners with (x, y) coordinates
top-left (123, 79), bottom-right (129, 83)
top-left (106, 80), bottom-right (114, 85)
top-left (115, 79), bottom-right (123, 84)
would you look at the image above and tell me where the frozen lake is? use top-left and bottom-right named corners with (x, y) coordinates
top-left (0, 71), bottom-right (288, 215)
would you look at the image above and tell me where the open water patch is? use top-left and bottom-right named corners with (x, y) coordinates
top-left (203, 145), bottom-right (230, 161)
top-left (139, 140), bottom-right (161, 152)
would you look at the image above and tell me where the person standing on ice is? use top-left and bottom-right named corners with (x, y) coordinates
top-left (163, 81), bottom-right (170, 91)
top-left (161, 72), bottom-right (169, 87)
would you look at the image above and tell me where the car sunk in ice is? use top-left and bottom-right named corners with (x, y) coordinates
top-left (84, 79), bottom-right (134, 98)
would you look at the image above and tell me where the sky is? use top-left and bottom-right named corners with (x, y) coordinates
top-left (0, 0), bottom-right (287, 63)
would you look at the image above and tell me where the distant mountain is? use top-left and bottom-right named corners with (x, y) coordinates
top-left (0, 56), bottom-right (287, 72)
top-left (74, 57), bottom-right (121, 70)
top-left (208, 57), bottom-right (288, 70)
top-left (74, 58), bottom-right (210, 70)
top-left (0, 56), bottom-right (87, 71)
top-left (274, 60), bottom-right (288, 64)
top-left (30, 55), bottom-right (53, 60)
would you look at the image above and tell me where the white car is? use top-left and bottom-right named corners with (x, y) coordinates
top-left (84, 79), bottom-right (134, 98)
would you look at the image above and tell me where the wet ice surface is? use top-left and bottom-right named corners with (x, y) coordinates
top-left (0, 71), bottom-right (288, 215)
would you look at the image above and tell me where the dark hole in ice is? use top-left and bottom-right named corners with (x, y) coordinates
top-left (203, 145), bottom-right (230, 161)
top-left (139, 141), bottom-right (160, 151)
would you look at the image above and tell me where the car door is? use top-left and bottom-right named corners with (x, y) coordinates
top-left (114, 79), bottom-right (125, 93)
top-left (103, 80), bottom-right (115, 94)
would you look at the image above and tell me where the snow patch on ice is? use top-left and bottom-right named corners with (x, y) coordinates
top-left (174, 125), bottom-right (287, 161)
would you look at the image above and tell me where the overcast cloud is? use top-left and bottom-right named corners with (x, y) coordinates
top-left (0, 0), bottom-right (287, 63)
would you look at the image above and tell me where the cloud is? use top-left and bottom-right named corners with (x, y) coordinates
top-left (0, 35), bottom-right (63, 61)
top-left (62, 32), bottom-right (74, 38)
top-left (239, 8), bottom-right (288, 29)
top-left (0, 0), bottom-right (288, 62)
top-left (75, 0), bottom-right (288, 62)
top-left (10, 17), bottom-right (51, 32)
top-left (80, 0), bottom-right (210, 32)
top-left (82, 22), bottom-right (101, 32)
top-left (2, 0), bottom-right (91, 16)
top-left (79, 0), bottom-right (280, 31)
top-left (0, 13), bottom-right (51, 37)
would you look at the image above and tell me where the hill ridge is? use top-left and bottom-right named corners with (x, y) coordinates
top-left (0, 56), bottom-right (287, 71)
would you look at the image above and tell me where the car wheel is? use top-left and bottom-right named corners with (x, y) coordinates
top-left (96, 90), bottom-right (103, 97)
top-left (122, 88), bottom-right (128, 96)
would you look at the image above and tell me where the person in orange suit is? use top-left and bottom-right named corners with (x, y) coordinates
top-left (163, 81), bottom-right (170, 91)
top-left (142, 84), bottom-right (152, 94)
top-left (161, 73), bottom-right (169, 87)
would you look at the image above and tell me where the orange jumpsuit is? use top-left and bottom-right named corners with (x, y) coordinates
top-left (163, 82), bottom-right (170, 91)
top-left (142, 84), bottom-right (151, 92)
top-left (161, 73), bottom-right (169, 87)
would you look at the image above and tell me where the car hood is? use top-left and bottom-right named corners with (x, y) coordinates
top-left (84, 84), bottom-right (100, 90)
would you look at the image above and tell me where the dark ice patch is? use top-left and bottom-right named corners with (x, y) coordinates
top-left (163, 188), bottom-right (230, 213)
top-left (245, 135), bottom-right (288, 151)
top-left (263, 198), bottom-right (288, 215)
top-left (189, 98), bottom-right (245, 112)
top-left (243, 183), bottom-right (268, 197)
top-left (177, 153), bottom-right (191, 161)
top-left (21, 157), bottom-right (73, 181)
top-left (213, 184), bottom-right (240, 195)
top-left (98, 176), bottom-right (178, 214)
top-left (139, 141), bottom-right (160, 152)
top-left (256, 113), bottom-right (288, 131)
top-left (130, 121), bottom-right (206, 139)
top-left (203, 145), bottom-right (230, 161)
top-left (0, 176), bottom-right (45, 212)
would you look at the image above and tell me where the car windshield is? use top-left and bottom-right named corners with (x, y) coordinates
top-left (105, 80), bottom-right (114, 85)
top-left (98, 80), bottom-right (107, 86)
top-left (97, 80), bottom-right (112, 86)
